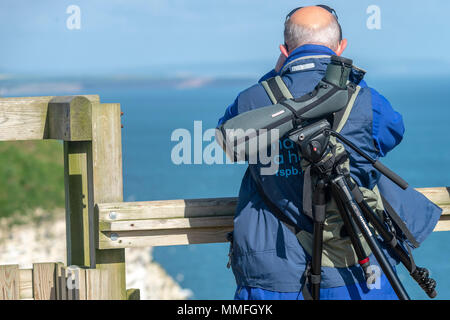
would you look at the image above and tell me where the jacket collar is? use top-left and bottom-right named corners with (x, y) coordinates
top-left (279, 44), bottom-right (335, 75)
top-left (277, 44), bottom-right (367, 87)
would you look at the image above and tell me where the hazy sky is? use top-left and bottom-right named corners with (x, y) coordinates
top-left (1, 0), bottom-right (450, 77)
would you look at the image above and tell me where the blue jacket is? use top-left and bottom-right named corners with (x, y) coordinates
top-left (218, 44), bottom-right (441, 294)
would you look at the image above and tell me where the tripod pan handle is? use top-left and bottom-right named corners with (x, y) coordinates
top-left (373, 160), bottom-right (409, 190)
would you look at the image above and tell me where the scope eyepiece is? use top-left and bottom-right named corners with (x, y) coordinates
top-left (330, 55), bottom-right (353, 67)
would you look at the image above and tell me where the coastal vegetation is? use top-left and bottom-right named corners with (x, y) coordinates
top-left (0, 140), bottom-right (64, 221)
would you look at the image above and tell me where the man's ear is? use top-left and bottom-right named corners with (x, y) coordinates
top-left (335, 39), bottom-right (348, 56)
top-left (280, 44), bottom-right (289, 58)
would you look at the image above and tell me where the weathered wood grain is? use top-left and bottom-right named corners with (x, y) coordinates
top-left (99, 227), bottom-right (232, 249)
top-left (0, 265), bottom-right (20, 300)
top-left (32, 263), bottom-right (56, 300)
top-left (417, 187), bottom-right (450, 219)
top-left (77, 267), bottom-right (87, 300)
top-left (1, 264), bottom-right (89, 300)
top-left (90, 102), bottom-right (126, 299)
top-left (97, 197), bottom-right (237, 221)
top-left (0, 95), bottom-right (99, 141)
top-left (85, 269), bottom-right (112, 300)
top-left (417, 187), bottom-right (450, 205)
top-left (19, 268), bottom-right (33, 300)
top-left (101, 216), bottom-right (234, 232)
top-left (48, 96), bottom-right (92, 141)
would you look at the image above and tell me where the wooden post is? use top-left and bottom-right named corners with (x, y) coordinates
top-left (64, 141), bottom-right (95, 268)
top-left (64, 99), bottom-right (126, 299)
top-left (90, 102), bottom-right (126, 300)
top-left (48, 96), bottom-right (93, 141)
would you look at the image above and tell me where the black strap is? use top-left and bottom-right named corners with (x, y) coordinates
top-left (381, 195), bottom-right (420, 249)
top-left (249, 168), bottom-right (301, 235)
top-left (332, 84), bottom-right (356, 131)
top-left (266, 77), bottom-right (287, 104)
top-left (332, 107), bottom-right (347, 132)
top-left (302, 145), bottom-right (348, 219)
top-left (249, 167), bottom-right (316, 299)
top-left (300, 262), bottom-right (314, 300)
top-left (302, 165), bottom-right (314, 220)
top-left (406, 244), bottom-right (417, 274)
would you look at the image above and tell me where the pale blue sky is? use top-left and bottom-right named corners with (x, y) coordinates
top-left (1, 0), bottom-right (450, 77)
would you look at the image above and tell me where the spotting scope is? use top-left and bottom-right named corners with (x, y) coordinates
top-left (216, 55), bottom-right (354, 162)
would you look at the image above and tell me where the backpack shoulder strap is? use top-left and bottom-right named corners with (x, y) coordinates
top-left (261, 76), bottom-right (293, 104)
top-left (332, 84), bottom-right (361, 132)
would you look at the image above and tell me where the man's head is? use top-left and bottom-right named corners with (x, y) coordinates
top-left (281, 5), bottom-right (347, 57)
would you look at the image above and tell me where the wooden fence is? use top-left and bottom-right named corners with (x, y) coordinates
top-left (96, 188), bottom-right (449, 249)
top-left (0, 263), bottom-right (139, 300)
top-left (0, 95), bottom-right (448, 300)
top-left (0, 95), bottom-right (126, 299)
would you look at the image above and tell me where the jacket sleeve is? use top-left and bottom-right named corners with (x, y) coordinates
top-left (217, 97), bottom-right (238, 126)
top-left (370, 88), bottom-right (405, 157)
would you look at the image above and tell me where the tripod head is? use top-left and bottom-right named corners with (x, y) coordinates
top-left (289, 119), bottom-right (331, 164)
top-left (288, 119), bottom-right (409, 190)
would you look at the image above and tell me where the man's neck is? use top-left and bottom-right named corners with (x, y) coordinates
top-left (278, 44), bottom-right (336, 75)
top-left (287, 44), bottom-right (336, 61)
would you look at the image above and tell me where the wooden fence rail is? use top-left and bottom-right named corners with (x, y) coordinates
top-left (96, 187), bottom-right (450, 249)
top-left (0, 95), bottom-right (99, 142)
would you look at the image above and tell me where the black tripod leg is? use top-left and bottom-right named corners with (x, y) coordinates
top-left (331, 186), bottom-right (372, 280)
top-left (310, 179), bottom-right (327, 300)
top-left (347, 179), bottom-right (437, 298)
top-left (330, 175), bottom-right (410, 300)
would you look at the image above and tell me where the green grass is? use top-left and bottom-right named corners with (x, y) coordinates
top-left (0, 140), bottom-right (65, 219)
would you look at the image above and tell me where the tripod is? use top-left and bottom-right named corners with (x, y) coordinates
top-left (289, 119), bottom-right (437, 300)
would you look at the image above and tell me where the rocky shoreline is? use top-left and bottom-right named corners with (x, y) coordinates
top-left (0, 209), bottom-right (191, 300)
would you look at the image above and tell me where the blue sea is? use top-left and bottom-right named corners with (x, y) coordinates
top-left (1, 74), bottom-right (449, 300)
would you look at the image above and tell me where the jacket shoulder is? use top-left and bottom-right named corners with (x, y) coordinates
top-left (356, 81), bottom-right (391, 108)
top-left (236, 83), bottom-right (273, 114)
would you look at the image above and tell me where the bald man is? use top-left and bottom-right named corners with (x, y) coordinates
top-left (218, 6), bottom-right (406, 300)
